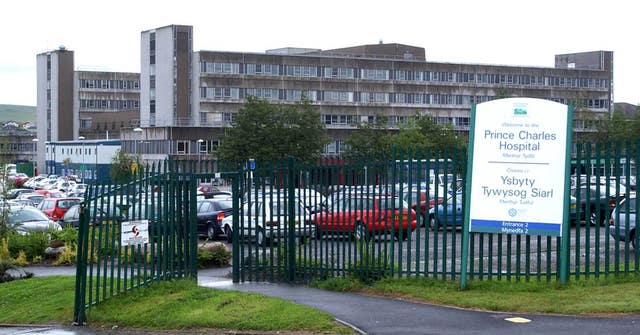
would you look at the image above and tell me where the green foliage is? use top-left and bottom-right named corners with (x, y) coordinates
top-left (342, 115), bottom-right (394, 160)
top-left (343, 114), bottom-right (467, 159)
top-left (7, 231), bottom-right (49, 261)
top-left (349, 238), bottom-right (391, 283)
top-left (50, 226), bottom-right (78, 248)
top-left (197, 242), bottom-right (231, 268)
top-left (109, 149), bottom-right (138, 184)
top-left (581, 109), bottom-right (640, 144)
top-left (13, 250), bottom-right (27, 266)
top-left (396, 115), bottom-right (466, 151)
top-left (54, 246), bottom-right (76, 265)
top-left (217, 96), bottom-right (328, 164)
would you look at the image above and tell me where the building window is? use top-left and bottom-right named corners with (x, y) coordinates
top-left (361, 69), bottom-right (389, 80)
top-left (177, 141), bottom-right (189, 155)
top-left (80, 119), bottom-right (93, 129)
top-left (323, 67), bottom-right (354, 79)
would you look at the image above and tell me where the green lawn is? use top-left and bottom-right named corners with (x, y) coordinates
top-left (0, 276), bottom-right (353, 334)
top-left (313, 274), bottom-right (640, 315)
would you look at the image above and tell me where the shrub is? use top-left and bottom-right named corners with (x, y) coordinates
top-left (54, 246), bottom-right (77, 265)
top-left (198, 242), bottom-right (231, 268)
top-left (8, 231), bottom-right (49, 262)
top-left (50, 227), bottom-right (78, 248)
top-left (13, 250), bottom-right (27, 266)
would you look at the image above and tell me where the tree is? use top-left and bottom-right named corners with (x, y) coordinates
top-left (217, 96), bottom-right (327, 163)
top-left (109, 149), bottom-right (138, 184)
top-left (392, 115), bottom-right (467, 153)
top-left (342, 115), bottom-right (394, 160)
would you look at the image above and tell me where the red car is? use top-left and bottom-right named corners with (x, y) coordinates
top-left (313, 195), bottom-right (417, 241)
top-left (12, 173), bottom-right (30, 187)
top-left (37, 197), bottom-right (83, 221)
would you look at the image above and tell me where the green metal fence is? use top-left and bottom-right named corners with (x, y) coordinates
top-left (74, 140), bottom-right (639, 322)
top-left (233, 142), bottom-right (638, 283)
top-left (73, 160), bottom-right (201, 324)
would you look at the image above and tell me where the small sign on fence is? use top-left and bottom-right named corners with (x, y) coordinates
top-left (121, 220), bottom-right (149, 246)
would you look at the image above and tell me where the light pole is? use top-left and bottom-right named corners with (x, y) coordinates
top-left (31, 138), bottom-right (39, 176)
top-left (133, 127), bottom-right (143, 157)
top-left (78, 136), bottom-right (85, 182)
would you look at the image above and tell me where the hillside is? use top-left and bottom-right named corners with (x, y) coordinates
top-left (0, 104), bottom-right (36, 123)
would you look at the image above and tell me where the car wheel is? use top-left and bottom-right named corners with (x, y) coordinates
top-left (429, 216), bottom-right (439, 231)
top-left (207, 223), bottom-right (216, 240)
top-left (314, 225), bottom-right (323, 239)
top-left (225, 225), bottom-right (233, 244)
top-left (256, 227), bottom-right (268, 247)
top-left (354, 222), bottom-right (370, 242)
top-left (631, 231), bottom-right (636, 249)
top-left (589, 211), bottom-right (606, 226)
top-left (394, 229), bottom-right (408, 241)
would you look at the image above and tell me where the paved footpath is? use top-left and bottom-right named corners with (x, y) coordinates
top-left (2, 266), bottom-right (639, 335)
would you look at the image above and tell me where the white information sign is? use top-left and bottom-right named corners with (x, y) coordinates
top-left (121, 220), bottom-right (150, 246)
top-left (468, 98), bottom-right (570, 236)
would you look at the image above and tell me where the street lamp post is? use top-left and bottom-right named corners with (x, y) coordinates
top-left (31, 138), bottom-right (39, 176)
top-left (197, 139), bottom-right (204, 167)
top-left (133, 127), bottom-right (143, 157)
top-left (78, 136), bottom-right (85, 182)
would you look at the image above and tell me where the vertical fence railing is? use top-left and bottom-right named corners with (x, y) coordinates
top-left (74, 159), bottom-right (200, 324)
top-left (235, 141), bottom-right (637, 285)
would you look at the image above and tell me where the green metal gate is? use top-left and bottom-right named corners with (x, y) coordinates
top-left (73, 160), bottom-right (201, 324)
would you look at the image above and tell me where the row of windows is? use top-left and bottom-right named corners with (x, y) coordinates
top-left (200, 62), bottom-right (609, 89)
top-left (79, 79), bottom-right (140, 90)
top-left (80, 99), bottom-right (141, 110)
top-left (321, 114), bottom-right (470, 127)
top-left (79, 119), bottom-right (130, 130)
top-left (201, 87), bottom-right (610, 108)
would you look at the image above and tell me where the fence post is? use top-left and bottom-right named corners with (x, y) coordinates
top-left (287, 157), bottom-right (296, 282)
top-left (73, 202), bottom-right (89, 325)
top-left (232, 172), bottom-right (240, 283)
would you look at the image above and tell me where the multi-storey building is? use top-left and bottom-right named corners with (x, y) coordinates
top-left (132, 25), bottom-right (612, 160)
top-left (39, 25), bottom-right (614, 173)
top-left (36, 47), bottom-right (140, 173)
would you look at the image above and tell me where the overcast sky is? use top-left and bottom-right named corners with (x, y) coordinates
top-left (1, 0), bottom-right (638, 106)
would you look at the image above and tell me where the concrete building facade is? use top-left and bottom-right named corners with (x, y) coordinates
top-left (39, 25), bottom-right (614, 172)
top-left (36, 49), bottom-right (140, 173)
top-left (133, 24), bottom-right (612, 159)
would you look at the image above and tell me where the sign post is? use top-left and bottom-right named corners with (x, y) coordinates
top-left (461, 98), bottom-right (573, 288)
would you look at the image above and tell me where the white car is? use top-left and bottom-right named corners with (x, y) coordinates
top-left (221, 196), bottom-right (316, 246)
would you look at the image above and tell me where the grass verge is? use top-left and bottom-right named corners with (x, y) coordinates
top-left (0, 276), bottom-right (353, 334)
top-left (313, 273), bottom-right (640, 315)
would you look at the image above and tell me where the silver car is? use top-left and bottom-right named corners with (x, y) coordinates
top-left (7, 204), bottom-right (62, 234)
top-left (222, 197), bottom-right (315, 246)
top-left (609, 196), bottom-right (637, 248)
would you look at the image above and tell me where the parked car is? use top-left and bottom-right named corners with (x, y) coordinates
top-left (402, 190), bottom-right (443, 226)
top-left (570, 184), bottom-right (623, 226)
top-left (221, 196), bottom-right (316, 246)
top-left (34, 189), bottom-right (64, 198)
top-left (12, 173), bottom-right (30, 187)
top-left (24, 175), bottom-right (47, 189)
top-left (16, 192), bottom-right (45, 207)
top-left (428, 194), bottom-right (464, 231)
top-left (8, 188), bottom-right (33, 199)
top-left (609, 196), bottom-right (637, 248)
top-left (6, 204), bottom-right (62, 233)
top-left (58, 204), bottom-right (109, 228)
top-left (313, 195), bottom-right (417, 241)
top-left (197, 198), bottom-right (234, 241)
top-left (37, 197), bottom-right (83, 221)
